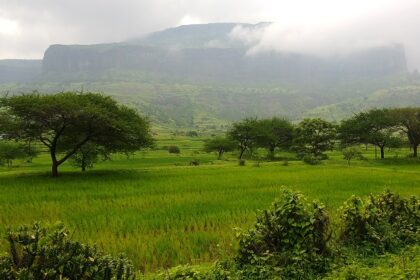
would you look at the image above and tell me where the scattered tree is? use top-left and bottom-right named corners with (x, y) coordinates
top-left (228, 118), bottom-right (259, 159)
top-left (339, 109), bottom-right (397, 159)
top-left (0, 141), bottom-right (26, 167)
top-left (203, 136), bottom-right (236, 159)
top-left (23, 141), bottom-right (39, 163)
top-left (390, 108), bottom-right (420, 157)
top-left (69, 143), bottom-right (109, 172)
top-left (294, 118), bottom-right (336, 160)
top-left (342, 146), bottom-right (364, 165)
top-left (1, 92), bottom-right (153, 177)
top-left (255, 117), bottom-right (294, 159)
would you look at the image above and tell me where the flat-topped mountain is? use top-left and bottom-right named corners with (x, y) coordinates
top-left (1, 23), bottom-right (418, 126)
top-left (41, 23), bottom-right (408, 86)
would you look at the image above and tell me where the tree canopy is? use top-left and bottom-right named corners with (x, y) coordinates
top-left (228, 118), bottom-right (259, 159)
top-left (0, 92), bottom-right (153, 176)
top-left (390, 107), bottom-right (420, 157)
top-left (203, 136), bottom-right (236, 159)
top-left (339, 109), bottom-right (398, 159)
top-left (254, 117), bottom-right (294, 159)
top-left (294, 118), bottom-right (336, 160)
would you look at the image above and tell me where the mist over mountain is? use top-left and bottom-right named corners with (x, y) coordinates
top-left (1, 23), bottom-right (419, 126)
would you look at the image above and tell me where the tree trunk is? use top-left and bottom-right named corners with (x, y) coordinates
top-left (81, 156), bottom-right (86, 172)
top-left (380, 146), bottom-right (385, 159)
top-left (51, 161), bottom-right (59, 177)
top-left (414, 144), bottom-right (418, 158)
top-left (239, 148), bottom-right (245, 159)
top-left (268, 146), bottom-right (275, 160)
top-left (217, 149), bottom-right (223, 160)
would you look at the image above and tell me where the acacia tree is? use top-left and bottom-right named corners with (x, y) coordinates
top-left (203, 136), bottom-right (236, 159)
top-left (1, 92), bottom-right (153, 177)
top-left (255, 117), bottom-right (294, 159)
top-left (339, 109), bottom-right (397, 159)
top-left (390, 108), bottom-right (420, 157)
top-left (228, 118), bottom-right (259, 159)
top-left (294, 118), bottom-right (336, 160)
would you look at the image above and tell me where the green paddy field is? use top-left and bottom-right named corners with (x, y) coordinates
top-left (0, 134), bottom-right (419, 273)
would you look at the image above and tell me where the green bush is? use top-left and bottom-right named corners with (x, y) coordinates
top-left (0, 222), bottom-right (135, 280)
top-left (302, 154), bottom-right (321, 165)
top-left (235, 188), bottom-right (332, 279)
top-left (339, 190), bottom-right (419, 253)
top-left (168, 146), bottom-right (181, 154)
top-left (189, 159), bottom-right (200, 166)
top-left (148, 263), bottom-right (230, 280)
top-left (341, 147), bottom-right (365, 165)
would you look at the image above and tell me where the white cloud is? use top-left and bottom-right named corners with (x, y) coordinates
top-left (179, 15), bottom-right (202, 26)
top-left (0, 17), bottom-right (19, 36)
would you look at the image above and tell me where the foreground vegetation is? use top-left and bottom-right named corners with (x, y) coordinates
top-left (1, 188), bottom-right (418, 279)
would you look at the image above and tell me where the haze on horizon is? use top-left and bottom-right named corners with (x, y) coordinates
top-left (1, 0), bottom-right (420, 69)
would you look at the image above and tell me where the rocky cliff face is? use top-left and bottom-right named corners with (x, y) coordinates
top-left (41, 23), bottom-right (408, 86)
top-left (42, 42), bottom-right (408, 86)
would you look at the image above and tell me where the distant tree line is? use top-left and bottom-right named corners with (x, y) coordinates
top-left (204, 108), bottom-right (420, 162)
top-left (1, 91), bottom-right (419, 174)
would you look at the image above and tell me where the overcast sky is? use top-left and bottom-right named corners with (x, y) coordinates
top-left (1, 0), bottom-right (419, 69)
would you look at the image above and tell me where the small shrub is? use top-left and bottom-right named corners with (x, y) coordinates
top-left (303, 154), bottom-right (321, 165)
top-left (238, 159), bottom-right (246, 166)
top-left (0, 222), bottom-right (135, 280)
top-left (342, 147), bottom-right (365, 165)
top-left (339, 190), bottom-right (419, 253)
top-left (235, 188), bottom-right (332, 278)
top-left (189, 159), bottom-right (200, 166)
top-left (186, 131), bottom-right (199, 137)
top-left (282, 159), bottom-right (289, 166)
top-left (168, 145), bottom-right (181, 154)
top-left (150, 263), bottom-right (229, 280)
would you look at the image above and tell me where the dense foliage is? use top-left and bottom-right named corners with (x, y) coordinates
top-left (235, 189), bottom-right (332, 279)
top-left (293, 118), bottom-right (336, 162)
top-left (339, 109), bottom-right (399, 159)
top-left (168, 145), bottom-right (181, 154)
top-left (339, 190), bottom-right (419, 252)
top-left (0, 223), bottom-right (135, 280)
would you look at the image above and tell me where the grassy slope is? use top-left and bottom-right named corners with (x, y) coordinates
top-left (0, 136), bottom-right (419, 273)
top-left (304, 84), bottom-right (420, 121)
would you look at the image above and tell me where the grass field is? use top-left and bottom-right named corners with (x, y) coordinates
top-left (0, 135), bottom-right (419, 273)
